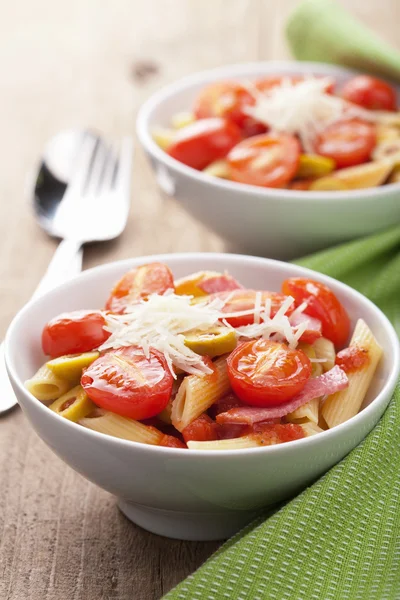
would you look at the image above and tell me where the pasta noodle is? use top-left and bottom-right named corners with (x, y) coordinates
top-left (300, 422), bottom-right (325, 437)
top-left (187, 437), bottom-right (261, 450)
top-left (321, 319), bottom-right (383, 428)
top-left (80, 412), bottom-right (163, 445)
top-left (25, 364), bottom-right (72, 402)
top-left (286, 396), bottom-right (319, 424)
top-left (313, 337), bottom-right (336, 372)
top-left (171, 356), bottom-right (230, 431)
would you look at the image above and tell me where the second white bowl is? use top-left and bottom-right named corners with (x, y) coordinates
top-left (137, 61), bottom-right (400, 259)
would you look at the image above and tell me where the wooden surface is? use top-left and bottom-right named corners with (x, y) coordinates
top-left (0, 1), bottom-right (398, 598)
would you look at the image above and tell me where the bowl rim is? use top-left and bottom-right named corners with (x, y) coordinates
top-left (5, 252), bottom-right (400, 457)
top-left (136, 60), bottom-right (400, 202)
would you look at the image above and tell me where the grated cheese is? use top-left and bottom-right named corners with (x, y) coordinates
top-left (243, 77), bottom-right (374, 153)
top-left (99, 291), bottom-right (314, 375)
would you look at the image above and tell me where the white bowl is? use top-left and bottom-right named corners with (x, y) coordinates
top-left (137, 61), bottom-right (400, 259)
top-left (5, 253), bottom-right (400, 541)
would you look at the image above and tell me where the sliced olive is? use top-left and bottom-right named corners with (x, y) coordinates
top-left (297, 154), bottom-right (335, 179)
top-left (46, 352), bottom-right (100, 384)
top-left (49, 385), bottom-right (96, 422)
top-left (184, 326), bottom-right (237, 358)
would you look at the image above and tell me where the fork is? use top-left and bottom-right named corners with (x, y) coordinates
top-left (0, 134), bottom-right (133, 413)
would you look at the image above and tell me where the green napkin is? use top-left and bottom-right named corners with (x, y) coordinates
top-left (286, 0), bottom-right (400, 82)
top-left (164, 225), bottom-right (400, 600)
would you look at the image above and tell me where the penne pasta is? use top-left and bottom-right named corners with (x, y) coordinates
top-left (25, 364), bottom-right (72, 402)
top-left (300, 422), bottom-right (325, 437)
top-left (187, 436), bottom-right (261, 450)
top-left (313, 337), bottom-right (336, 372)
top-left (171, 356), bottom-right (231, 431)
top-left (80, 412), bottom-right (163, 445)
top-left (321, 319), bottom-right (383, 428)
top-left (49, 385), bottom-right (96, 422)
top-left (286, 396), bottom-right (319, 424)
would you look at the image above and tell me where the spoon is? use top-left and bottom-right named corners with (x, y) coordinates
top-left (1, 130), bottom-right (133, 414)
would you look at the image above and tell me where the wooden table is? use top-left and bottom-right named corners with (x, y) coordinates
top-left (1, 1), bottom-right (398, 597)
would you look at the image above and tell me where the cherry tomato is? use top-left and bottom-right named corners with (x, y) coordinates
top-left (159, 434), bottom-right (187, 449)
top-left (341, 75), bottom-right (397, 111)
top-left (227, 339), bottom-right (312, 407)
top-left (208, 289), bottom-right (293, 327)
top-left (106, 262), bottom-right (174, 314)
top-left (255, 75), bottom-right (335, 95)
top-left (315, 119), bottom-right (376, 168)
top-left (81, 346), bottom-right (173, 420)
top-left (198, 274), bottom-right (243, 294)
top-left (335, 346), bottom-right (369, 373)
top-left (193, 81), bottom-right (266, 137)
top-left (227, 134), bottom-right (300, 188)
top-left (282, 278), bottom-right (350, 347)
top-left (42, 310), bottom-right (110, 358)
top-left (182, 414), bottom-right (219, 443)
top-left (167, 118), bottom-right (242, 170)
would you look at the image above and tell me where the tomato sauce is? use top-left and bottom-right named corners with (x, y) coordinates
top-left (335, 346), bottom-right (369, 373)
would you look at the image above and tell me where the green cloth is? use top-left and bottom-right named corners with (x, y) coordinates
top-left (164, 5), bottom-right (400, 597)
top-left (164, 226), bottom-right (400, 600)
top-left (286, 0), bottom-right (400, 82)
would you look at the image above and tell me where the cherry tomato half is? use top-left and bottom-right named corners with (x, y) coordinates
top-left (167, 118), bottom-right (242, 170)
top-left (341, 75), bottom-right (397, 112)
top-left (282, 278), bottom-right (350, 347)
top-left (315, 119), bottom-right (376, 168)
top-left (42, 310), bottom-right (110, 358)
top-left (81, 346), bottom-right (173, 420)
top-left (227, 339), bottom-right (312, 407)
top-left (193, 81), bottom-right (266, 137)
top-left (227, 134), bottom-right (300, 188)
top-left (106, 262), bottom-right (174, 314)
top-left (208, 289), bottom-right (293, 327)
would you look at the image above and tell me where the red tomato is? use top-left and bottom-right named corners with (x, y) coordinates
top-left (341, 75), bottom-right (397, 111)
top-left (299, 329), bottom-right (322, 344)
top-left (209, 290), bottom-right (293, 327)
top-left (182, 414), bottom-right (219, 443)
top-left (106, 262), bottom-right (174, 314)
top-left (255, 75), bottom-right (335, 95)
top-left (159, 434), bottom-right (187, 449)
top-left (193, 81), bottom-right (266, 137)
top-left (282, 278), bottom-right (350, 347)
top-left (227, 339), bottom-right (312, 407)
top-left (81, 346), bottom-right (173, 420)
top-left (250, 422), bottom-right (305, 444)
top-left (42, 310), bottom-right (110, 358)
top-left (227, 134), bottom-right (300, 188)
top-left (315, 119), bottom-right (376, 168)
top-left (335, 346), bottom-right (369, 373)
top-left (167, 118), bottom-right (242, 170)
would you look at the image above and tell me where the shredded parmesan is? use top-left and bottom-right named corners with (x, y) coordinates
top-left (100, 291), bottom-right (311, 375)
top-left (244, 77), bottom-right (375, 153)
